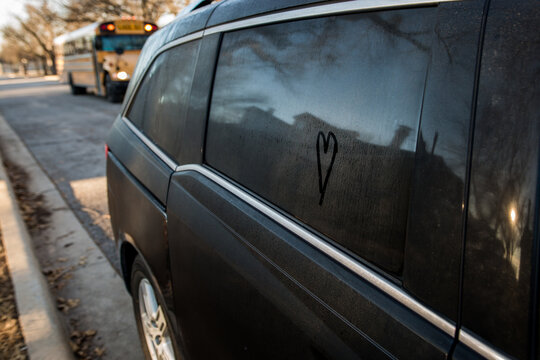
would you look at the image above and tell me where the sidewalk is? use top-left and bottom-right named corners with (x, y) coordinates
top-left (0, 113), bottom-right (142, 359)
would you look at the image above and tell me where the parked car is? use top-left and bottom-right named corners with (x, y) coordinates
top-left (106, 0), bottom-right (540, 359)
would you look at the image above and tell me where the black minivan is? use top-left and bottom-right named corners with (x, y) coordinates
top-left (106, 0), bottom-right (540, 358)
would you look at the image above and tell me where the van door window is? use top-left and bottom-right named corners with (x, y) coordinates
top-left (205, 9), bottom-right (435, 274)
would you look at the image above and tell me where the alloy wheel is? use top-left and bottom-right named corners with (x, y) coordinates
top-left (138, 279), bottom-right (175, 360)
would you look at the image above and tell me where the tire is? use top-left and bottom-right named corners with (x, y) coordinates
top-left (105, 74), bottom-right (123, 103)
top-left (131, 256), bottom-right (181, 360)
top-left (69, 74), bottom-right (86, 95)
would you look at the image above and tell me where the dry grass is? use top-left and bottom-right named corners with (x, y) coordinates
top-left (0, 228), bottom-right (28, 360)
top-left (2, 159), bottom-right (51, 234)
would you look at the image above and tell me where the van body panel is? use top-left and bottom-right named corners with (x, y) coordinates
top-left (106, 152), bottom-right (172, 308)
top-left (167, 171), bottom-right (452, 359)
top-left (106, 117), bottom-right (171, 204)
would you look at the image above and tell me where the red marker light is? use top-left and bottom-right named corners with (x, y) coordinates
top-left (105, 144), bottom-right (109, 159)
top-left (100, 23), bottom-right (116, 32)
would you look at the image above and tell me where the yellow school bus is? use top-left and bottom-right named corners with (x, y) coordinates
top-left (54, 19), bottom-right (158, 102)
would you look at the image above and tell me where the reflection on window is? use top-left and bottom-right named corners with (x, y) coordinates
top-left (206, 9), bottom-right (435, 273)
top-left (127, 40), bottom-right (200, 159)
top-left (462, 1), bottom-right (540, 357)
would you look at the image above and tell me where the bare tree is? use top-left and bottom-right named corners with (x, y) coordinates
top-left (1, 24), bottom-right (49, 75)
top-left (62, 0), bottom-right (190, 24)
top-left (62, 0), bottom-right (130, 26)
top-left (4, 0), bottom-right (63, 75)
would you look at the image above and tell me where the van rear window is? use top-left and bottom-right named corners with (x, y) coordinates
top-left (127, 40), bottom-right (200, 159)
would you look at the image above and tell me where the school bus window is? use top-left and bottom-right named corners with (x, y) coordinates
top-left (97, 35), bottom-right (149, 51)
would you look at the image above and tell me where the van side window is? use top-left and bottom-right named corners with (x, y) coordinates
top-left (127, 40), bottom-right (200, 159)
top-left (205, 9), bottom-right (435, 274)
top-left (462, 1), bottom-right (540, 358)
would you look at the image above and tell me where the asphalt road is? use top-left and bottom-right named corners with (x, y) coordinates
top-left (0, 76), bottom-right (121, 271)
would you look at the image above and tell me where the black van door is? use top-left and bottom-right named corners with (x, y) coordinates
top-left (166, 1), bottom-right (487, 358)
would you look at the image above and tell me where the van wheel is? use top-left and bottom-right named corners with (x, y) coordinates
top-left (69, 75), bottom-right (86, 95)
top-left (105, 74), bottom-right (122, 103)
top-left (131, 256), bottom-right (181, 360)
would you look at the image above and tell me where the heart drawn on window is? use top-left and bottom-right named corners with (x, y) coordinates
top-left (316, 131), bottom-right (338, 206)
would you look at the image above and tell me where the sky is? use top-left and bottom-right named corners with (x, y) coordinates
top-left (0, 0), bottom-right (28, 27)
top-left (0, 0), bottom-right (39, 45)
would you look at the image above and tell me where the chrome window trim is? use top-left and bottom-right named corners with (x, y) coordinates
top-left (154, 30), bottom-right (203, 55)
top-left (459, 330), bottom-right (510, 360)
top-left (175, 164), bottom-right (456, 337)
top-left (121, 30), bottom-right (204, 116)
top-left (203, 0), bottom-right (460, 36)
top-left (121, 117), bottom-right (179, 170)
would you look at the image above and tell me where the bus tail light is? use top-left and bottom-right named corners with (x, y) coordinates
top-left (144, 23), bottom-right (158, 32)
top-left (105, 144), bottom-right (109, 159)
top-left (100, 22), bottom-right (116, 33)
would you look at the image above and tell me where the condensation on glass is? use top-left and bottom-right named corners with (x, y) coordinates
top-left (127, 40), bottom-right (200, 159)
top-left (205, 9), bottom-right (435, 274)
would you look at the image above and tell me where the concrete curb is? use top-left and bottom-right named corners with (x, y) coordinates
top-left (0, 129), bottom-right (74, 359)
top-left (0, 100), bottom-right (143, 359)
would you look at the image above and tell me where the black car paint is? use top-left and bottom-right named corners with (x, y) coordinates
top-left (167, 171), bottom-right (452, 359)
top-left (106, 0), bottom-right (540, 358)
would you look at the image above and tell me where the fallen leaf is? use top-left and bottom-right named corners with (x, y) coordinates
top-left (55, 282), bottom-right (66, 290)
top-left (69, 341), bottom-right (79, 352)
top-left (94, 347), bottom-right (105, 357)
top-left (70, 330), bottom-right (82, 341)
top-left (67, 298), bottom-right (80, 308)
top-left (84, 329), bottom-right (97, 337)
top-left (57, 298), bottom-right (80, 312)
